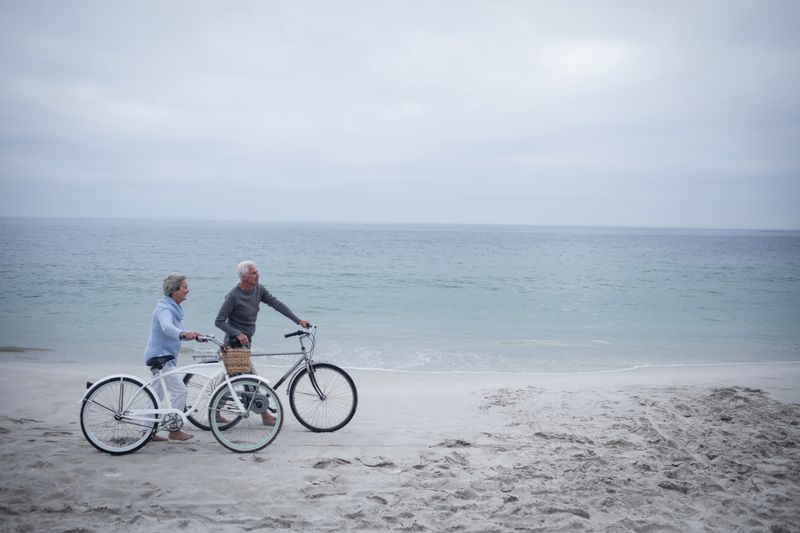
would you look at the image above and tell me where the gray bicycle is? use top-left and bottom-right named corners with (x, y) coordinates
top-left (183, 326), bottom-right (357, 433)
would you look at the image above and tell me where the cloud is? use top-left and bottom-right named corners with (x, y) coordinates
top-left (0, 0), bottom-right (798, 228)
top-left (535, 40), bottom-right (638, 83)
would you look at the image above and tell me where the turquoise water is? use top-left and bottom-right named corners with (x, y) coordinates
top-left (1, 217), bottom-right (798, 372)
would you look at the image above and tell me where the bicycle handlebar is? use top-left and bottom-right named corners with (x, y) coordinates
top-left (197, 329), bottom-right (311, 345)
top-left (196, 335), bottom-right (224, 347)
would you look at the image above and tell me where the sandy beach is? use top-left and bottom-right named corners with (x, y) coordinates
top-left (1, 360), bottom-right (799, 532)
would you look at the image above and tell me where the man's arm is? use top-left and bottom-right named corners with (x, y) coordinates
top-left (214, 295), bottom-right (242, 338)
top-left (261, 287), bottom-right (304, 325)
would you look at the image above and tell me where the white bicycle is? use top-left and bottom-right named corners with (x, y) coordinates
top-left (80, 340), bottom-right (283, 455)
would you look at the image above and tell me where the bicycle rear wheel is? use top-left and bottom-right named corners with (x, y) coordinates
top-left (80, 376), bottom-right (157, 455)
top-left (289, 363), bottom-right (357, 432)
top-left (208, 376), bottom-right (283, 453)
top-left (183, 372), bottom-right (227, 431)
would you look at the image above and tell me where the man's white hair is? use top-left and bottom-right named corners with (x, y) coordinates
top-left (237, 260), bottom-right (257, 281)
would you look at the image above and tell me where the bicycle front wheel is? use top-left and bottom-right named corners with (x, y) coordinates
top-left (208, 376), bottom-right (283, 453)
top-left (80, 376), bottom-right (158, 455)
top-left (289, 363), bottom-right (357, 432)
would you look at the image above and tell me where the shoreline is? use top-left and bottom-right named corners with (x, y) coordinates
top-left (336, 358), bottom-right (800, 375)
top-left (1, 359), bottom-right (798, 531)
top-left (5, 352), bottom-right (800, 373)
top-left (8, 358), bottom-right (800, 403)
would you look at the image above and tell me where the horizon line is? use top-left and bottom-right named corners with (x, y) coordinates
top-left (0, 214), bottom-right (798, 233)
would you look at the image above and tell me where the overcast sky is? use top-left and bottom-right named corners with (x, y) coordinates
top-left (1, 1), bottom-right (798, 229)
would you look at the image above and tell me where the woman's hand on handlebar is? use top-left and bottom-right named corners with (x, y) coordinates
top-left (195, 335), bottom-right (224, 347)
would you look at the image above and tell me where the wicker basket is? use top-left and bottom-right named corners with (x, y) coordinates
top-left (222, 347), bottom-right (252, 374)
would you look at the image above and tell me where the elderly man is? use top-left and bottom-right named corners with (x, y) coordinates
top-left (215, 260), bottom-right (310, 424)
top-left (215, 260), bottom-right (311, 347)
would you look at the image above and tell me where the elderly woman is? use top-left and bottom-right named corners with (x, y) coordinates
top-left (143, 273), bottom-right (202, 442)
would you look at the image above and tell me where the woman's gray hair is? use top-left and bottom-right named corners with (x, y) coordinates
top-left (237, 260), bottom-right (256, 281)
top-left (163, 273), bottom-right (186, 296)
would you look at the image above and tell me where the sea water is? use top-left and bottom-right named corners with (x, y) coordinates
top-left (1, 217), bottom-right (798, 373)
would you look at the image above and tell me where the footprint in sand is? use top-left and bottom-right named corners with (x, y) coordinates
top-left (42, 430), bottom-right (72, 437)
top-left (0, 416), bottom-right (44, 424)
top-left (545, 507), bottom-right (590, 519)
top-left (444, 451), bottom-right (470, 467)
top-left (235, 454), bottom-right (268, 463)
top-left (436, 439), bottom-right (472, 448)
top-left (301, 476), bottom-right (347, 499)
top-left (313, 457), bottom-right (351, 469)
top-left (356, 456), bottom-right (396, 468)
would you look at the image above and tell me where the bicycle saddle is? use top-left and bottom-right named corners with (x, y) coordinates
top-left (145, 355), bottom-right (176, 370)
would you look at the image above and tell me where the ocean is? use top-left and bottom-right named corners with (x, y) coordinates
top-left (1, 217), bottom-right (798, 373)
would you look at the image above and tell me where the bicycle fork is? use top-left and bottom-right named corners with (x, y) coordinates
top-left (305, 362), bottom-right (327, 401)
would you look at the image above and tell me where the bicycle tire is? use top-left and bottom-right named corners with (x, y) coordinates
top-left (80, 376), bottom-right (158, 455)
top-left (208, 376), bottom-right (283, 453)
top-left (289, 363), bottom-right (357, 432)
top-left (183, 372), bottom-right (224, 431)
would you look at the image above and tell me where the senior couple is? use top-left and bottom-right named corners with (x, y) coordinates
top-left (143, 260), bottom-right (310, 441)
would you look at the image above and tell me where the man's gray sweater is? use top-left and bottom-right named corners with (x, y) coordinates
top-left (215, 284), bottom-right (300, 340)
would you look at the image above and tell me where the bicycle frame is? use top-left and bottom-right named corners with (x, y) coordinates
top-left (255, 346), bottom-right (315, 391)
top-left (253, 330), bottom-right (328, 400)
top-left (195, 328), bottom-right (326, 399)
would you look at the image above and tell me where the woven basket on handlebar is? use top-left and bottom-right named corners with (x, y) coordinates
top-left (222, 347), bottom-right (251, 374)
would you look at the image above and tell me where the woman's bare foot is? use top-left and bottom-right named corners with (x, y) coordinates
top-left (151, 434), bottom-right (168, 442)
top-left (168, 431), bottom-right (193, 441)
top-left (261, 412), bottom-right (276, 426)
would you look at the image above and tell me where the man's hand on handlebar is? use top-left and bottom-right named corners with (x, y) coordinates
top-left (298, 319), bottom-right (312, 329)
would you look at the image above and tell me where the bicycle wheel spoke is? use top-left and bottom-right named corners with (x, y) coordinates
top-left (184, 372), bottom-right (225, 431)
top-left (85, 398), bottom-right (121, 415)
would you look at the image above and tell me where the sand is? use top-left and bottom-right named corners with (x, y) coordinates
top-left (1, 360), bottom-right (799, 532)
